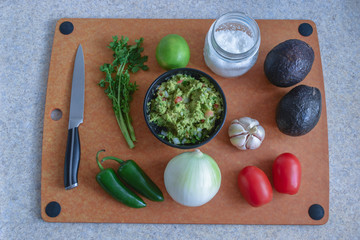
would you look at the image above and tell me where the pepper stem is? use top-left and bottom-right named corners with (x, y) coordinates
top-left (101, 156), bottom-right (125, 164)
top-left (96, 149), bottom-right (106, 171)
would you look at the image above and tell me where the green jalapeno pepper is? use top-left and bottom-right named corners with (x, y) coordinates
top-left (96, 150), bottom-right (146, 208)
top-left (101, 155), bottom-right (164, 202)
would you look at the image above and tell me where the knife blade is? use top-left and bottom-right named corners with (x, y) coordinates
top-left (64, 44), bottom-right (85, 190)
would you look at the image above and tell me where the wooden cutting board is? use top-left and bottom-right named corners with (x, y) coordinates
top-left (41, 18), bottom-right (329, 224)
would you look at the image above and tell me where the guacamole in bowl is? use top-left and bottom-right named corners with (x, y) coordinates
top-left (144, 68), bottom-right (227, 149)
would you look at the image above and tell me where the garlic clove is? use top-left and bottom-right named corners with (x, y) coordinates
top-left (228, 123), bottom-right (246, 137)
top-left (230, 135), bottom-right (247, 150)
top-left (238, 144), bottom-right (247, 150)
top-left (231, 119), bottom-right (240, 124)
top-left (246, 135), bottom-right (262, 149)
top-left (239, 117), bottom-right (259, 131)
top-left (252, 125), bottom-right (265, 140)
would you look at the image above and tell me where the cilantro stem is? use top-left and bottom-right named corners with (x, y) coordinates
top-left (124, 112), bottom-right (136, 141)
top-left (115, 110), bottom-right (135, 149)
top-left (117, 61), bottom-right (127, 107)
top-left (117, 59), bottom-right (136, 142)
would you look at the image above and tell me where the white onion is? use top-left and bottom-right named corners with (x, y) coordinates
top-left (164, 149), bottom-right (221, 207)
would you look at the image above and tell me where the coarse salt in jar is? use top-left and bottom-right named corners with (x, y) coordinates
top-left (204, 12), bottom-right (261, 78)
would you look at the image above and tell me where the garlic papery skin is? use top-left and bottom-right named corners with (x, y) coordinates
top-left (228, 117), bottom-right (265, 150)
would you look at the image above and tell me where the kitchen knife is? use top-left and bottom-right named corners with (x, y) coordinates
top-left (64, 44), bottom-right (85, 190)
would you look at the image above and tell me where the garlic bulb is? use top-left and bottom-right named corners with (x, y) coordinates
top-left (228, 117), bottom-right (265, 150)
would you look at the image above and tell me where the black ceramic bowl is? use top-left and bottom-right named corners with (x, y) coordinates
top-left (143, 68), bottom-right (227, 149)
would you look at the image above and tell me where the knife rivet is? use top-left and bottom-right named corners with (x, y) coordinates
top-left (308, 204), bottom-right (324, 220)
top-left (59, 21), bottom-right (74, 35)
top-left (45, 201), bottom-right (61, 218)
top-left (51, 109), bottom-right (63, 121)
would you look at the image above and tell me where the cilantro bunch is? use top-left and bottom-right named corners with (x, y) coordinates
top-left (99, 36), bottom-right (148, 149)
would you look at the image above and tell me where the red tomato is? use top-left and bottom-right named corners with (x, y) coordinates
top-left (238, 166), bottom-right (273, 207)
top-left (272, 153), bottom-right (301, 195)
top-left (174, 96), bottom-right (183, 103)
top-left (205, 110), bottom-right (214, 118)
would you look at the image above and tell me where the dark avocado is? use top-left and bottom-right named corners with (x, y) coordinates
top-left (264, 39), bottom-right (314, 87)
top-left (276, 85), bottom-right (321, 136)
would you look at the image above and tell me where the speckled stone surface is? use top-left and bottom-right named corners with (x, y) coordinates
top-left (0, 0), bottom-right (359, 239)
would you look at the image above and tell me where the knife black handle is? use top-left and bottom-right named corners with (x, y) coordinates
top-left (64, 127), bottom-right (80, 190)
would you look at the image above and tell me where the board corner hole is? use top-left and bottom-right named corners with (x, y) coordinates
top-left (45, 201), bottom-right (61, 218)
top-left (59, 21), bottom-right (74, 35)
top-left (298, 23), bottom-right (313, 37)
top-left (51, 108), bottom-right (63, 121)
top-left (308, 203), bottom-right (324, 220)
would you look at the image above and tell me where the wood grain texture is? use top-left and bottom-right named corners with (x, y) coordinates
top-left (41, 18), bottom-right (328, 224)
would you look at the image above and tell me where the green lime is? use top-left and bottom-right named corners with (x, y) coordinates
top-left (156, 34), bottom-right (190, 70)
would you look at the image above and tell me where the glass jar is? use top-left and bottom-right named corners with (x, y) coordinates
top-left (204, 12), bottom-right (261, 78)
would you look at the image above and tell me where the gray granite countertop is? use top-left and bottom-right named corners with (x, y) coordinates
top-left (1, 0), bottom-right (359, 239)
